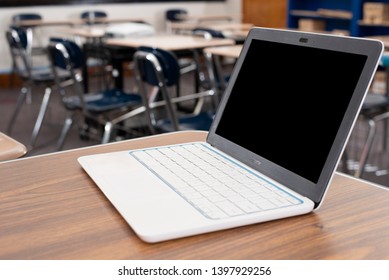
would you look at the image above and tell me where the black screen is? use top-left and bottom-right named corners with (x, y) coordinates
top-left (215, 39), bottom-right (367, 183)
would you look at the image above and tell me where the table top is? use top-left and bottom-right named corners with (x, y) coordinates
top-left (15, 18), bottom-right (147, 28)
top-left (204, 22), bottom-right (253, 31)
top-left (59, 21), bottom-right (154, 39)
top-left (105, 34), bottom-right (235, 51)
top-left (171, 22), bottom-right (253, 32)
top-left (0, 131), bottom-right (388, 260)
top-left (178, 13), bottom-right (242, 23)
top-left (14, 19), bottom-right (77, 27)
top-left (59, 26), bottom-right (106, 38)
top-left (204, 44), bottom-right (243, 58)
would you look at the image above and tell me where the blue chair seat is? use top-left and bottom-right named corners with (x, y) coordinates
top-left (157, 111), bottom-right (214, 132)
top-left (362, 94), bottom-right (389, 112)
top-left (17, 67), bottom-right (52, 81)
top-left (63, 89), bottom-right (141, 112)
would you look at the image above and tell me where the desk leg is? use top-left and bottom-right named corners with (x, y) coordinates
top-left (204, 52), bottom-right (221, 108)
top-left (82, 44), bottom-right (89, 93)
top-left (192, 49), bottom-right (202, 93)
top-left (107, 46), bottom-right (136, 91)
top-left (112, 58), bottom-right (124, 90)
top-left (82, 63), bottom-right (89, 93)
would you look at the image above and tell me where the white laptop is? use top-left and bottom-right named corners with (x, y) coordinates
top-left (78, 27), bottom-right (383, 243)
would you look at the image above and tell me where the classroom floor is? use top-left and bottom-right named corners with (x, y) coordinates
top-left (1, 72), bottom-right (389, 189)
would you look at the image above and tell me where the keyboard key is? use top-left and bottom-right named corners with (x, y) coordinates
top-left (216, 201), bottom-right (245, 216)
top-left (131, 143), bottom-right (301, 219)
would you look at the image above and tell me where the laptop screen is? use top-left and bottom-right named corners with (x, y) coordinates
top-left (207, 28), bottom-right (382, 206)
top-left (215, 38), bottom-right (367, 184)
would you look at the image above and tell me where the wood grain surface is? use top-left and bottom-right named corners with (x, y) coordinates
top-left (0, 131), bottom-right (388, 260)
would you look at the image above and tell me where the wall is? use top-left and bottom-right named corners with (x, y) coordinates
top-left (0, 0), bottom-right (241, 72)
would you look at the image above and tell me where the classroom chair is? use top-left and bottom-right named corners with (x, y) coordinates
top-left (132, 46), bottom-right (215, 134)
top-left (5, 26), bottom-right (72, 149)
top-left (47, 38), bottom-right (143, 149)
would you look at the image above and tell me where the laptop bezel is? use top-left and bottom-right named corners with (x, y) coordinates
top-left (207, 27), bottom-right (383, 208)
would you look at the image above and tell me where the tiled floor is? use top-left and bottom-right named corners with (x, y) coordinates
top-left (1, 74), bottom-right (389, 189)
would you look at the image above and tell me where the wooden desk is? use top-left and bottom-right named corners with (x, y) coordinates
top-left (14, 19), bottom-right (77, 28)
top-left (59, 26), bottom-right (106, 39)
top-left (58, 21), bottom-right (154, 39)
top-left (104, 34), bottom-right (235, 91)
top-left (0, 132), bottom-right (27, 161)
top-left (15, 18), bottom-right (148, 28)
top-left (170, 21), bottom-right (252, 43)
top-left (204, 44), bottom-right (243, 59)
top-left (0, 131), bottom-right (388, 259)
top-left (178, 13), bottom-right (241, 23)
top-left (171, 22), bottom-right (253, 32)
top-left (204, 22), bottom-right (253, 31)
top-left (105, 34), bottom-right (235, 51)
top-left (78, 17), bottom-right (148, 25)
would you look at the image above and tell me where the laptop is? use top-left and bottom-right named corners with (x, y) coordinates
top-left (78, 27), bottom-right (383, 243)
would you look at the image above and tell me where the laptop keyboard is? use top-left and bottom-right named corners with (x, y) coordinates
top-left (130, 143), bottom-right (303, 220)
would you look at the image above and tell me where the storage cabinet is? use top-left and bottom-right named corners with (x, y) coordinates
top-left (243, 0), bottom-right (287, 28)
top-left (287, 0), bottom-right (389, 37)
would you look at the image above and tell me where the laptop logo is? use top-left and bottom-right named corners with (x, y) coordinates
top-left (299, 37), bottom-right (308, 43)
top-left (251, 158), bottom-right (262, 166)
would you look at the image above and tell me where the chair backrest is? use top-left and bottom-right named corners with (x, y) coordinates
top-left (136, 46), bottom-right (180, 87)
top-left (165, 9), bottom-right (188, 22)
top-left (192, 27), bottom-right (225, 39)
top-left (133, 47), bottom-right (181, 131)
top-left (6, 26), bottom-right (28, 50)
top-left (49, 38), bottom-right (85, 70)
top-left (5, 26), bottom-right (32, 77)
top-left (47, 39), bottom-right (86, 107)
top-left (12, 13), bottom-right (42, 24)
top-left (81, 10), bottom-right (108, 24)
top-left (11, 13), bottom-right (44, 55)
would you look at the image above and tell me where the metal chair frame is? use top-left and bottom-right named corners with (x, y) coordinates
top-left (5, 27), bottom-right (71, 149)
top-left (132, 47), bottom-right (215, 134)
top-left (47, 40), bottom-right (143, 149)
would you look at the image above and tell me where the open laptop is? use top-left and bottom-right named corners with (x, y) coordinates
top-left (78, 27), bottom-right (383, 243)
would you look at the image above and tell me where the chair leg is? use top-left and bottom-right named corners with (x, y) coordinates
top-left (340, 149), bottom-right (350, 174)
top-left (101, 122), bottom-right (113, 144)
top-left (56, 114), bottom-right (75, 151)
top-left (356, 119), bottom-right (376, 178)
top-left (6, 86), bottom-right (29, 135)
top-left (30, 87), bottom-right (52, 149)
top-left (383, 118), bottom-right (388, 151)
top-left (356, 111), bottom-right (389, 177)
top-left (204, 52), bottom-right (220, 108)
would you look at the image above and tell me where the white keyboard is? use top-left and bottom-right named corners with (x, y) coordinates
top-left (130, 143), bottom-right (302, 219)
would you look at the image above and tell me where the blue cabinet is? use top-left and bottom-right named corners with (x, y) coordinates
top-left (287, 0), bottom-right (389, 37)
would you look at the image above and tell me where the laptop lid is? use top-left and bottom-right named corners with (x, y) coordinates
top-left (207, 27), bottom-right (383, 208)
